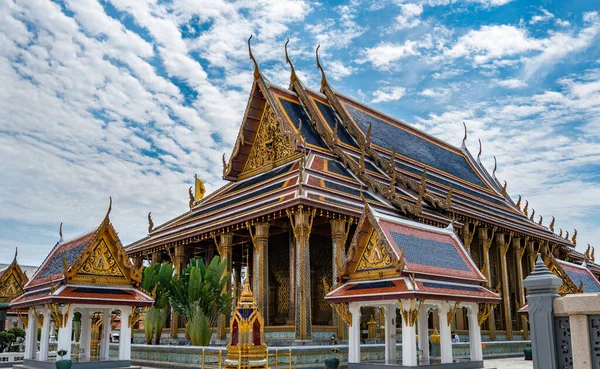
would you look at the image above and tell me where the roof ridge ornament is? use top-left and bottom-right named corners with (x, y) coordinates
top-left (315, 45), bottom-right (329, 91)
top-left (148, 212), bottom-right (154, 234)
top-left (59, 222), bottom-right (64, 243)
top-left (530, 208), bottom-right (535, 221)
top-left (477, 139), bottom-right (482, 163)
top-left (515, 195), bottom-right (521, 210)
top-left (285, 39), bottom-right (298, 88)
top-left (501, 181), bottom-right (507, 197)
top-left (248, 35), bottom-right (261, 79)
top-left (104, 196), bottom-right (112, 221)
top-left (549, 216), bottom-right (555, 232)
top-left (188, 186), bottom-right (194, 209)
top-left (13, 247), bottom-right (18, 263)
top-left (538, 215), bottom-right (543, 226)
top-left (523, 200), bottom-right (529, 216)
top-left (461, 122), bottom-right (468, 149)
top-left (492, 156), bottom-right (497, 178)
top-left (572, 229), bottom-right (577, 245)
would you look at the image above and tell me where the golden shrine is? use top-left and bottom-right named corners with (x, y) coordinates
top-left (125, 36), bottom-right (599, 343)
top-left (0, 249), bottom-right (29, 329)
top-left (226, 277), bottom-right (267, 368)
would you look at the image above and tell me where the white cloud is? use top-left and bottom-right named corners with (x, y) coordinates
top-left (445, 25), bottom-right (543, 64)
top-left (394, 3), bottom-right (423, 30)
top-left (529, 8), bottom-right (554, 25)
top-left (358, 38), bottom-right (430, 69)
top-left (555, 19), bottom-right (571, 27)
top-left (419, 87), bottom-right (452, 100)
top-left (327, 60), bottom-right (357, 80)
top-left (371, 86), bottom-right (406, 103)
top-left (494, 78), bottom-right (528, 88)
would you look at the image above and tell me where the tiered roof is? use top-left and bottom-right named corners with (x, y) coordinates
top-left (11, 202), bottom-right (152, 309)
top-left (0, 250), bottom-right (29, 302)
top-left (326, 203), bottom-right (500, 304)
top-left (126, 39), bottom-right (584, 264)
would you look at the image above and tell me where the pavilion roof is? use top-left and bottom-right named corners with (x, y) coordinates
top-left (11, 201), bottom-right (151, 309)
top-left (326, 203), bottom-right (499, 304)
top-left (0, 250), bottom-right (29, 302)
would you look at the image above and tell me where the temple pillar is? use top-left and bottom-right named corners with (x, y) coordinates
top-left (38, 306), bottom-right (51, 361)
top-left (384, 304), bottom-right (396, 364)
top-left (437, 302), bottom-right (453, 364)
top-left (527, 239), bottom-right (537, 272)
top-left (170, 245), bottom-right (185, 338)
top-left (250, 222), bottom-right (270, 324)
top-left (80, 310), bottom-right (92, 361)
top-left (24, 308), bottom-right (38, 360)
top-left (496, 232), bottom-right (512, 340)
top-left (479, 226), bottom-right (496, 340)
top-left (466, 303), bottom-right (483, 362)
top-left (151, 251), bottom-right (161, 264)
top-left (331, 218), bottom-right (349, 339)
top-left (99, 309), bottom-right (112, 360)
top-left (216, 232), bottom-right (233, 340)
top-left (119, 306), bottom-right (132, 360)
top-left (348, 303), bottom-right (361, 363)
top-left (288, 206), bottom-right (315, 340)
top-left (57, 306), bottom-right (75, 359)
top-left (288, 231), bottom-right (296, 324)
top-left (513, 236), bottom-right (528, 340)
top-left (418, 307), bottom-right (430, 363)
top-left (401, 300), bottom-right (418, 366)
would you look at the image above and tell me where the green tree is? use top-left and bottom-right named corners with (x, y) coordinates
top-left (170, 256), bottom-right (232, 346)
top-left (142, 261), bottom-right (174, 345)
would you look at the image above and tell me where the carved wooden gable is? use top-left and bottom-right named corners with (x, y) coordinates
top-left (354, 230), bottom-right (395, 273)
top-left (0, 261), bottom-right (28, 301)
top-left (240, 103), bottom-right (297, 179)
top-left (65, 221), bottom-right (141, 286)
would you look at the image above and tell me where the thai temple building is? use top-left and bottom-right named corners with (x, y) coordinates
top-left (0, 250), bottom-right (30, 330)
top-left (10, 200), bottom-right (153, 368)
top-left (125, 37), bottom-right (600, 345)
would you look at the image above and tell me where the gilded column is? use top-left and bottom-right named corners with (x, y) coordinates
top-left (331, 218), bottom-right (350, 339)
top-left (215, 232), bottom-right (233, 340)
top-left (479, 226), bottom-right (496, 340)
top-left (288, 206), bottom-right (316, 340)
top-left (170, 245), bottom-right (185, 338)
top-left (250, 222), bottom-right (270, 324)
top-left (512, 236), bottom-right (528, 340)
top-left (152, 251), bottom-right (161, 264)
top-left (288, 231), bottom-right (296, 324)
top-left (527, 239), bottom-right (537, 272)
top-left (496, 232), bottom-right (512, 340)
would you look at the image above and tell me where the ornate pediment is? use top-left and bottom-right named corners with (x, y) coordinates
top-left (355, 230), bottom-right (395, 273)
top-left (76, 239), bottom-right (124, 277)
top-left (240, 103), bottom-right (297, 179)
top-left (0, 252), bottom-right (28, 301)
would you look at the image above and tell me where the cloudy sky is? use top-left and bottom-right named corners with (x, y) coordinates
top-left (1, 0), bottom-right (599, 266)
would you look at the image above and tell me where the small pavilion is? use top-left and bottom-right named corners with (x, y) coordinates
top-left (10, 200), bottom-right (153, 369)
top-left (0, 249), bottom-right (29, 330)
top-left (325, 203), bottom-right (500, 368)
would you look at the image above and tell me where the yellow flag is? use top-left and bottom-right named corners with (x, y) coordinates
top-left (194, 176), bottom-right (206, 202)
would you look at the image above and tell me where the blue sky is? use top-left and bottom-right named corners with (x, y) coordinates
top-left (1, 0), bottom-right (599, 266)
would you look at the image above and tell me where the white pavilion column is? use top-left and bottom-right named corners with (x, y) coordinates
top-left (57, 306), bottom-right (75, 359)
top-left (437, 302), bottom-right (453, 364)
top-left (418, 306), bottom-right (430, 363)
top-left (38, 306), bottom-right (51, 361)
top-left (467, 303), bottom-right (483, 362)
top-left (400, 300), bottom-right (418, 366)
top-left (118, 306), bottom-right (132, 360)
top-left (100, 309), bottom-right (112, 360)
top-left (79, 310), bottom-right (92, 361)
top-left (384, 304), bottom-right (397, 364)
top-left (348, 303), bottom-right (361, 363)
top-left (24, 308), bottom-right (38, 360)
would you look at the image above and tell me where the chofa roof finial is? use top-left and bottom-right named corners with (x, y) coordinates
top-left (572, 229), bottom-right (577, 245)
top-left (477, 139), bottom-right (482, 162)
top-left (248, 35), bottom-right (260, 79)
top-left (516, 195), bottom-right (522, 210)
top-left (461, 122), bottom-right (468, 149)
top-left (549, 216), bottom-right (555, 232)
top-left (59, 222), bottom-right (64, 243)
top-left (285, 39), bottom-right (297, 87)
top-left (104, 196), bottom-right (112, 220)
top-left (492, 156), bottom-right (497, 177)
top-left (148, 212), bottom-right (154, 234)
top-left (316, 45), bottom-right (329, 91)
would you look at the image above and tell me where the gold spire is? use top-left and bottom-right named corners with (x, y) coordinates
top-left (239, 275), bottom-right (256, 307)
top-left (248, 35), bottom-right (260, 79)
top-left (316, 45), bottom-right (329, 90)
top-left (285, 39), bottom-right (297, 87)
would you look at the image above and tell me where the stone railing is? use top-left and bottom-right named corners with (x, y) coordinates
top-left (523, 254), bottom-right (600, 369)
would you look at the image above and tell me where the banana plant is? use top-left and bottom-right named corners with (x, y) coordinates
top-left (170, 256), bottom-right (232, 345)
top-left (142, 262), bottom-right (174, 344)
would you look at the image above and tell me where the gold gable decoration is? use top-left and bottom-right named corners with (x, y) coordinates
top-left (240, 103), bottom-right (297, 179)
top-left (77, 239), bottom-right (124, 278)
top-left (0, 250), bottom-right (28, 301)
top-left (355, 231), bottom-right (394, 272)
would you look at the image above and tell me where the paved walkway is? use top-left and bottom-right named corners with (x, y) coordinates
top-left (484, 357), bottom-right (533, 369)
